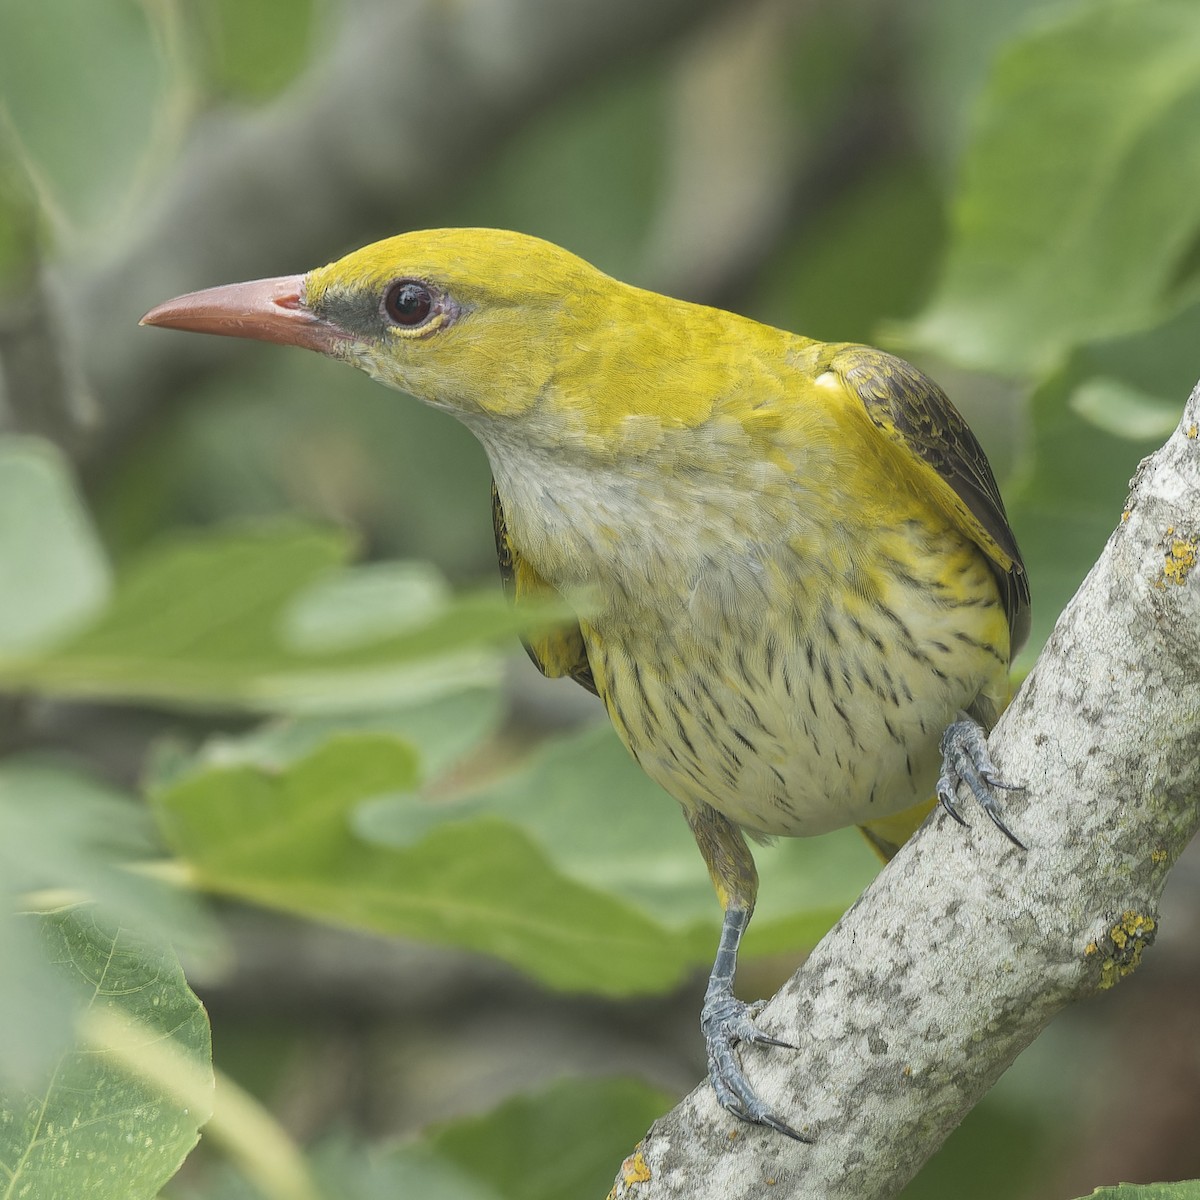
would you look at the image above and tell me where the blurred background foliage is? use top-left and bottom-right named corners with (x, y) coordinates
top-left (1, 0), bottom-right (1199, 1197)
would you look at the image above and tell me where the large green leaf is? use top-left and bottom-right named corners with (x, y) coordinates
top-left (0, 140), bottom-right (37, 299)
top-left (151, 732), bottom-right (700, 994)
top-left (0, 0), bottom-right (172, 239)
top-left (0, 760), bottom-right (213, 1084)
top-left (154, 716), bottom-right (876, 996)
top-left (900, 1085), bottom-right (1055, 1199)
top-left (1003, 311), bottom-right (1190, 659)
top-left (902, 0), bottom-right (1200, 377)
top-left (901, 0), bottom-right (1063, 163)
top-left (172, 685), bottom-right (504, 785)
top-left (0, 523), bottom-right (563, 713)
top-left (189, 0), bottom-right (317, 101)
top-left (427, 1076), bottom-right (672, 1200)
top-left (0, 438), bottom-right (111, 654)
top-left (0, 908), bottom-right (211, 1200)
top-left (309, 1144), bottom-right (501, 1200)
top-left (357, 721), bottom-right (878, 960)
top-left (176, 1146), bottom-right (497, 1200)
top-left (175, 1077), bottom-right (672, 1200)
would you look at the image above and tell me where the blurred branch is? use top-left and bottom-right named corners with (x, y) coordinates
top-left (0, 268), bottom-right (96, 456)
top-left (67, 0), bottom-right (739, 474)
top-left (615, 389), bottom-right (1200, 1197)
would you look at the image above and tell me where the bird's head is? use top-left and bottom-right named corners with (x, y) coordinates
top-left (141, 228), bottom-right (621, 427)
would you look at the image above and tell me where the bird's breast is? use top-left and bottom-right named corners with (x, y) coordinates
top-left (474, 409), bottom-right (1011, 839)
top-left (583, 553), bottom-right (1007, 837)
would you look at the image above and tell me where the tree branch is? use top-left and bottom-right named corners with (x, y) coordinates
top-left (613, 386), bottom-right (1200, 1198)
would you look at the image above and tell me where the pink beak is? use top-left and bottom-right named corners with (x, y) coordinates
top-left (139, 275), bottom-right (349, 355)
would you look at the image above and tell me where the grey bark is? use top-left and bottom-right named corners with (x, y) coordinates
top-left (612, 387), bottom-right (1200, 1198)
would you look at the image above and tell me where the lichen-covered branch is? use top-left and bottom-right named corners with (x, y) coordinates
top-left (612, 389), bottom-right (1200, 1199)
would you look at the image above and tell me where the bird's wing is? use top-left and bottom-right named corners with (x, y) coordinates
top-left (491, 480), bottom-right (598, 696)
top-left (830, 344), bottom-right (1031, 655)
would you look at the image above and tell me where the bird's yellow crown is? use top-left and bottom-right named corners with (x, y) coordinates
top-left (303, 227), bottom-right (812, 450)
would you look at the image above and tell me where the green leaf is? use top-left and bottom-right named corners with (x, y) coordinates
top-left (0, 906), bottom-right (72, 1091)
top-left (151, 732), bottom-right (699, 995)
top-left (281, 561), bottom-right (452, 653)
top-left (901, 0), bottom-right (1061, 163)
top-left (152, 712), bottom-right (874, 996)
top-left (0, 760), bottom-right (214, 1084)
top-left (1004, 302), bottom-right (1193, 659)
top-left (172, 1135), bottom-right (499, 1200)
top-left (189, 0), bottom-right (316, 101)
top-left (0, 437), bottom-right (111, 655)
top-left (902, 0), bottom-right (1200, 376)
top-left (1068, 376), bottom-right (1182, 441)
top-left (356, 722), bottom-right (878, 961)
top-left (899, 1085), bottom-right (1055, 1199)
top-left (0, 139), bottom-right (38, 299)
top-left (427, 1076), bottom-right (672, 1200)
top-left (0, 908), bottom-right (212, 1200)
top-left (0, 523), bottom-right (557, 714)
top-left (184, 1078), bottom-right (671, 1200)
top-left (180, 685), bottom-right (505, 784)
top-left (310, 1137), bottom-right (502, 1200)
top-left (0, 0), bottom-right (172, 239)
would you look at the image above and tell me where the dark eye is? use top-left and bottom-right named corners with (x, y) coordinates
top-left (383, 280), bottom-right (434, 327)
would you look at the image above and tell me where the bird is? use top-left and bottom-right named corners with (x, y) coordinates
top-left (141, 227), bottom-right (1029, 1142)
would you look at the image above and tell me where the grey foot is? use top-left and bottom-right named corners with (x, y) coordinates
top-left (936, 716), bottom-right (1025, 848)
top-left (700, 989), bottom-right (811, 1142)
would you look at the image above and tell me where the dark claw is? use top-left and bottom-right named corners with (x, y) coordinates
top-left (754, 1033), bottom-right (798, 1051)
top-left (936, 783), bottom-right (969, 825)
top-left (982, 802), bottom-right (1027, 850)
top-left (758, 1110), bottom-right (812, 1143)
top-left (702, 990), bottom-right (813, 1142)
top-left (938, 716), bottom-right (1026, 848)
top-left (982, 773), bottom-right (1023, 791)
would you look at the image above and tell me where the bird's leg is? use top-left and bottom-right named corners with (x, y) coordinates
top-left (936, 711), bottom-right (1025, 848)
top-left (686, 804), bottom-right (811, 1142)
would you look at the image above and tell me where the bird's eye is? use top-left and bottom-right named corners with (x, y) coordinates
top-left (383, 280), bottom-right (434, 327)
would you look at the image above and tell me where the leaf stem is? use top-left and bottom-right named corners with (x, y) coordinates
top-left (83, 1007), bottom-right (321, 1200)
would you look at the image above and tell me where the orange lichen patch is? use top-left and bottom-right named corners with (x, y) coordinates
top-left (620, 1150), bottom-right (652, 1186)
top-left (1186, 423), bottom-right (1198, 439)
top-left (1096, 911), bottom-right (1157, 990)
top-left (1155, 528), bottom-right (1197, 588)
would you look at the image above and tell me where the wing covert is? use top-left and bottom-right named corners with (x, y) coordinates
top-left (491, 480), bottom-right (598, 696)
top-left (830, 345), bottom-right (1031, 654)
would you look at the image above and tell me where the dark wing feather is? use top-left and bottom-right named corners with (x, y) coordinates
top-left (491, 480), bottom-right (597, 696)
top-left (832, 345), bottom-right (1031, 654)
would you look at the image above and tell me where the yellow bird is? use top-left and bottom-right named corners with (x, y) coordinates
top-left (142, 228), bottom-right (1029, 1141)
